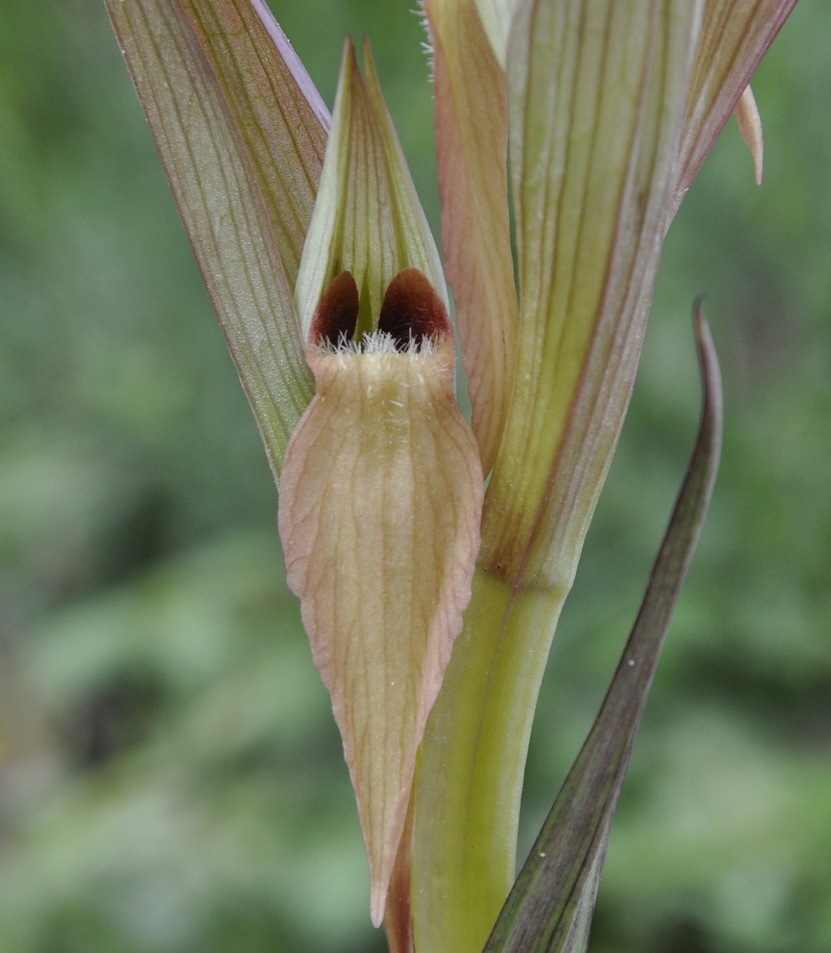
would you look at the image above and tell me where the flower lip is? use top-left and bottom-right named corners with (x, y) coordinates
top-left (281, 268), bottom-right (480, 927)
top-left (311, 267), bottom-right (451, 353)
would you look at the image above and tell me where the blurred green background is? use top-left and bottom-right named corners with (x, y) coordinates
top-left (1, 1), bottom-right (829, 951)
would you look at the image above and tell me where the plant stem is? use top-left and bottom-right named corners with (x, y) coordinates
top-left (410, 566), bottom-right (567, 953)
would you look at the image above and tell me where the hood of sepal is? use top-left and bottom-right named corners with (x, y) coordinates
top-left (294, 36), bottom-right (447, 343)
top-left (278, 268), bottom-right (483, 926)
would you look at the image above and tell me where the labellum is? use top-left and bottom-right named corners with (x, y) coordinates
top-left (278, 266), bottom-right (482, 925)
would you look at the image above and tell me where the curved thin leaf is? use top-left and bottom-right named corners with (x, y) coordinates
top-left (483, 303), bottom-right (722, 953)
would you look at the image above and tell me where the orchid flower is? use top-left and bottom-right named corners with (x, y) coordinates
top-left (104, 1), bottom-right (798, 951)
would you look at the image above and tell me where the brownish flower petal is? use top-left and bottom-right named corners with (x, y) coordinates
top-left (279, 271), bottom-right (483, 925)
top-left (426, 0), bottom-right (518, 472)
top-left (675, 0), bottom-right (797, 204)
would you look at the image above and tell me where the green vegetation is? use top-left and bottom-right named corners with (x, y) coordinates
top-left (1, 2), bottom-right (829, 951)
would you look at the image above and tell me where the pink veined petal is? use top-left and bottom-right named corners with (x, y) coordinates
top-left (426, 0), bottom-right (518, 473)
top-left (675, 0), bottom-right (798, 206)
top-left (279, 271), bottom-right (483, 927)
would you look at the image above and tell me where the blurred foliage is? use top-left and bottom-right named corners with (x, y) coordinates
top-left (0, 1), bottom-right (828, 952)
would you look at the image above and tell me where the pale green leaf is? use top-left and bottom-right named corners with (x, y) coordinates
top-left (181, 0), bottom-right (329, 286)
top-left (734, 84), bottom-right (764, 185)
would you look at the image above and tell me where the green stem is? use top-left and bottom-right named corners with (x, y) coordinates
top-left (411, 566), bottom-right (567, 953)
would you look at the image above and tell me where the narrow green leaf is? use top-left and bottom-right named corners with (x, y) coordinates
top-left (105, 0), bottom-right (321, 476)
top-left (483, 304), bottom-right (723, 953)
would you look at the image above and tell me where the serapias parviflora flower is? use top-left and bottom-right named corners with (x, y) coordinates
top-left (278, 40), bottom-right (483, 927)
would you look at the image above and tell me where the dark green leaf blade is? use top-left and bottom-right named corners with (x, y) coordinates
top-left (483, 304), bottom-right (723, 953)
top-left (104, 0), bottom-right (320, 476)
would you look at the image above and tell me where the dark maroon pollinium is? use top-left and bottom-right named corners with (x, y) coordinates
top-left (311, 270), bottom-right (360, 346)
top-left (378, 268), bottom-right (451, 349)
top-left (311, 268), bottom-right (449, 350)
